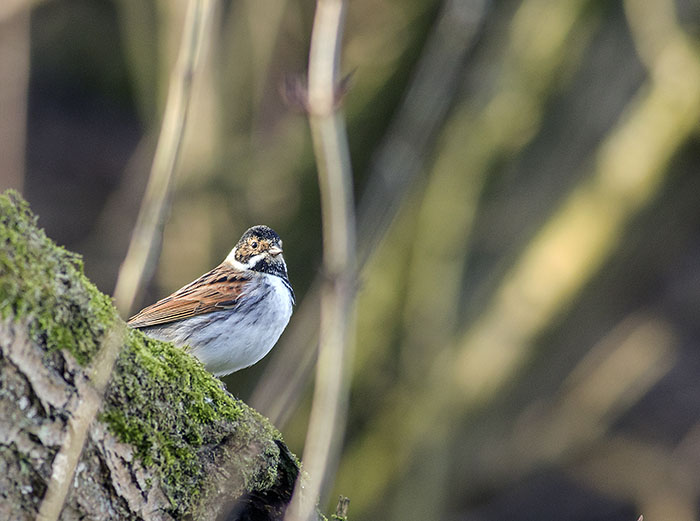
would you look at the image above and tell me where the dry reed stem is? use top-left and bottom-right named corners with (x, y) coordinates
top-left (285, 0), bottom-right (356, 519)
top-left (35, 2), bottom-right (214, 519)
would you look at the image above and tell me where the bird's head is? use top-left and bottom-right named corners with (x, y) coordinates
top-left (226, 225), bottom-right (288, 279)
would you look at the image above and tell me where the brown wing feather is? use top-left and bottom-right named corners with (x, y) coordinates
top-left (127, 264), bottom-right (251, 328)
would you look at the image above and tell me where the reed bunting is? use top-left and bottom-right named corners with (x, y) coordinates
top-left (128, 225), bottom-right (294, 376)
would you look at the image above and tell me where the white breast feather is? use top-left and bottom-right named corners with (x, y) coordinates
top-left (144, 273), bottom-right (293, 376)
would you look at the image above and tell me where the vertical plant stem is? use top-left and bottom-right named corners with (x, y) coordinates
top-left (0, 8), bottom-right (29, 191)
top-left (36, 2), bottom-right (214, 520)
top-left (250, 0), bottom-right (486, 429)
top-left (286, 0), bottom-right (356, 519)
top-left (113, 0), bottom-right (214, 317)
top-left (36, 327), bottom-right (124, 521)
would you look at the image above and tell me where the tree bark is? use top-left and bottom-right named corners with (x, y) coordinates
top-left (0, 190), bottom-right (300, 521)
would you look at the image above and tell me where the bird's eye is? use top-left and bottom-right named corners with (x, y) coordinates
top-left (251, 241), bottom-right (258, 249)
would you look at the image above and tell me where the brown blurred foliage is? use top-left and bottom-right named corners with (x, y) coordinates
top-left (3, 0), bottom-right (700, 520)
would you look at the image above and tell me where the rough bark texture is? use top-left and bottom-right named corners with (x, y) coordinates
top-left (0, 191), bottom-right (300, 521)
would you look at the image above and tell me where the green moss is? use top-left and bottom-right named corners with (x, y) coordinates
top-left (0, 190), bottom-right (117, 364)
top-left (101, 329), bottom-right (289, 516)
top-left (101, 330), bottom-right (242, 503)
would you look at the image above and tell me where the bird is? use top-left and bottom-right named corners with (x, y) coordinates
top-left (127, 225), bottom-right (295, 377)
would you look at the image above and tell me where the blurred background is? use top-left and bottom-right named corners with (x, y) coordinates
top-left (2, 0), bottom-right (700, 519)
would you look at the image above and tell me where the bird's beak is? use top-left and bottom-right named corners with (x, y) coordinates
top-left (268, 246), bottom-right (283, 257)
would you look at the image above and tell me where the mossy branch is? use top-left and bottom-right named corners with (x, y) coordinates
top-left (0, 190), bottom-right (299, 521)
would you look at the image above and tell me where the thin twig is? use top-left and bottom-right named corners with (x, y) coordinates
top-left (35, 2), bottom-right (214, 520)
top-left (36, 328), bottom-right (125, 521)
top-left (0, 8), bottom-right (29, 192)
top-left (285, 0), bottom-right (355, 520)
top-left (332, 496), bottom-right (350, 520)
top-left (113, 0), bottom-right (214, 316)
top-left (250, 0), bottom-right (486, 429)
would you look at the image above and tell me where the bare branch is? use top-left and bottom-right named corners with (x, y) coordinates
top-left (0, 9), bottom-right (29, 191)
top-left (35, 327), bottom-right (125, 521)
top-left (250, 0), bottom-right (486, 432)
top-left (285, 0), bottom-right (356, 519)
top-left (112, 0), bottom-right (214, 317)
top-left (35, 2), bottom-right (215, 520)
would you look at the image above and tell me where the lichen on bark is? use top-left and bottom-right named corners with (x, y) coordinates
top-left (0, 190), bottom-right (299, 520)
